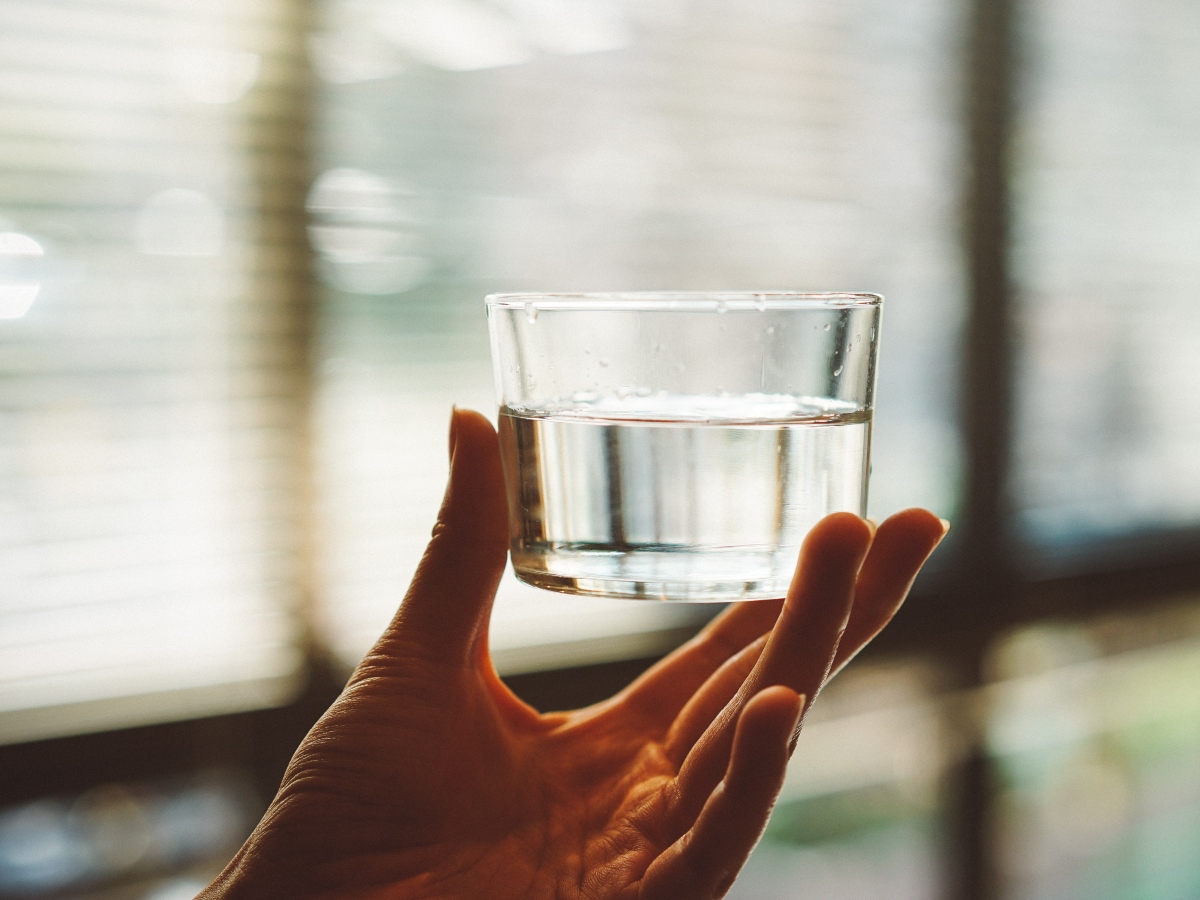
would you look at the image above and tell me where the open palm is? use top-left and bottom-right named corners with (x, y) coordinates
top-left (203, 409), bottom-right (946, 900)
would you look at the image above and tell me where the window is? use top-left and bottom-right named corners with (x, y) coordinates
top-left (0, 0), bottom-right (309, 744)
top-left (733, 660), bottom-right (950, 899)
top-left (308, 0), bottom-right (967, 673)
top-left (989, 605), bottom-right (1200, 898)
top-left (1011, 0), bottom-right (1200, 565)
top-left (3, 1), bottom-right (1200, 899)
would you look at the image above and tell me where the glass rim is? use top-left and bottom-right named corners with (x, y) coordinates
top-left (485, 291), bottom-right (883, 311)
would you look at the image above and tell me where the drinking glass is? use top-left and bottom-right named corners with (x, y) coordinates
top-left (487, 291), bottom-right (882, 601)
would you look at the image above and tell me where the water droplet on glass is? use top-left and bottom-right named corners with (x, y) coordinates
top-left (855, 333), bottom-right (861, 340)
top-left (823, 323), bottom-right (831, 331)
top-left (599, 358), bottom-right (609, 367)
top-left (833, 365), bottom-right (843, 377)
top-left (766, 325), bottom-right (775, 335)
top-left (524, 303), bottom-right (538, 323)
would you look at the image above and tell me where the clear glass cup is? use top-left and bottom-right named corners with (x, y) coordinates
top-left (487, 291), bottom-right (882, 601)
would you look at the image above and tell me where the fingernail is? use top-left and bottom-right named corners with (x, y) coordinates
top-left (865, 518), bottom-right (878, 538)
top-left (784, 691), bottom-right (806, 730)
top-left (787, 693), bottom-right (808, 755)
top-left (938, 518), bottom-right (952, 534)
top-left (448, 406), bottom-right (460, 462)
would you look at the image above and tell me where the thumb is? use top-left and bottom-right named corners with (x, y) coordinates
top-left (375, 408), bottom-right (510, 668)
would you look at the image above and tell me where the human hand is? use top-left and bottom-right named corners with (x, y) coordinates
top-left (201, 409), bottom-right (947, 900)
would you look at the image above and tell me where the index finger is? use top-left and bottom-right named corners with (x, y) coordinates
top-left (616, 599), bottom-right (783, 727)
top-left (667, 513), bottom-right (873, 827)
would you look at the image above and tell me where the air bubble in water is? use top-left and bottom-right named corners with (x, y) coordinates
top-left (823, 323), bottom-right (831, 331)
top-left (833, 365), bottom-right (843, 377)
top-left (524, 303), bottom-right (538, 323)
top-left (766, 325), bottom-right (776, 335)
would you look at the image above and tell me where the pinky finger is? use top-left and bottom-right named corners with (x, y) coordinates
top-left (640, 687), bottom-right (804, 900)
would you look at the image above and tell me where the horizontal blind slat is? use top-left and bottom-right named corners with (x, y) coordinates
top-left (0, 0), bottom-right (310, 741)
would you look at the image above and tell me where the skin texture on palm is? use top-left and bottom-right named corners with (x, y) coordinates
top-left (201, 409), bottom-right (947, 900)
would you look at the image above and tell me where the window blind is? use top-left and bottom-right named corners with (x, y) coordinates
top-left (308, 0), bottom-right (967, 673)
top-left (1012, 0), bottom-right (1200, 556)
top-left (0, 0), bottom-right (311, 744)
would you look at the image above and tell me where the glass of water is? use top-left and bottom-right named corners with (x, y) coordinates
top-left (487, 291), bottom-right (882, 602)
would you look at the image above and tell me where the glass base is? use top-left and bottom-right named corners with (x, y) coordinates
top-left (511, 543), bottom-right (794, 602)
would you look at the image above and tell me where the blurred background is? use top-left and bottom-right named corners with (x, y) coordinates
top-left (1, 0), bottom-right (1199, 897)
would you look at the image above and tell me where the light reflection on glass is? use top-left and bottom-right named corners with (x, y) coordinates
top-left (373, 0), bottom-right (533, 71)
top-left (0, 231), bottom-right (44, 320)
top-left (0, 772), bottom-right (253, 895)
top-left (355, 0), bottom-right (633, 76)
top-left (144, 877), bottom-right (212, 900)
top-left (170, 46), bottom-right (261, 104)
top-left (497, 0), bottom-right (631, 55)
top-left (309, 27), bottom-right (410, 84)
top-left (0, 801), bottom-right (89, 893)
top-left (135, 189), bottom-right (225, 257)
top-left (307, 167), bottom-right (429, 295)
